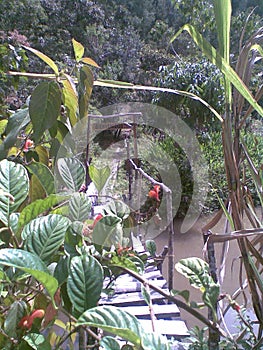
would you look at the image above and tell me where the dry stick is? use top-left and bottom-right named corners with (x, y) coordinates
top-left (144, 283), bottom-right (156, 332)
top-left (121, 266), bottom-right (229, 339)
top-left (129, 159), bottom-right (175, 290)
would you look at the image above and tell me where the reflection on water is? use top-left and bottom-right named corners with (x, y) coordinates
top-left (154, 212), bottom-right (254, 331)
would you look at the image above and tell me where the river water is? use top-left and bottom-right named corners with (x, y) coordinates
top-left (154, 212), bottom-right (256, 332)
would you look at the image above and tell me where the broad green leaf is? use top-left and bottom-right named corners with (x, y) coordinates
top-left (77, 306), bottom-right (142, 347)
top-left (89, 164), bottom-right (110, 194)
top-left (79, 66), bottom-right (94, 119)
top-left (56, 157), bottom-right (85, 192)
top-left (54, 256), bottom-right (69, 286)
top-left (68, 192), bottom-right (91, 221)
top-left (23, 46), bottom-right (59, 75)
top-left (171, 289), bottom-right (190, 304)
top-left (54, 121), bottom-right (75, 155)
top-left (95, 79), bottom-right (223, 122)
top-left (29, 174), bottom-right (46, 202)
top-left (61, 73), bottom-right (78, 126)
top-left (80, 57), bottom-right (100, 68)
top-left (145, 240), bottom-right (156, 257)
top-left (22, 214), bottom-right (70, 263)
top-left (64, 221), bottom-right (83, 255)
top-left (0, 119), bottom-right (8, 135)
top-left (35, 145), bottom-right (49, 166)
top-left (67, 254), bottom-right (103, 317)
top-left (92, 215), bottom-right (123, 250)
top-left (0, 249), bottom-right (58, 300)
top-left (72, 38), bottom-right (84, 62)
top-left (18, 194), bottom-right (69, 229)
top-left (23, 333), bottom-right (51, 350)
top-left (29, 81), bottom-right (61, 142)
top-left (175, 257), bottom-right (219, 319)
top-left (0, 109), bottom-right (30, 154)
top-left (110, 255), bottom-right (140, 274)
top-left (100, 336), bottom-right (121, 350)
top-left (170, 24), bottom-right (263, 118)
top-left (175, 257), bottom-right (214, 291)
top-left (4, 300), bottom-right (27, 337)
top-left (9, 212), bottom-right (20, 235)
top-left (103, 200), bottom-right (130, 220)
top-left (141, 332), bottom-right (170, 350)
top-left (0, 159), bottom-right (29, 225)
top-left (27, 162), bottom-right (55, 195)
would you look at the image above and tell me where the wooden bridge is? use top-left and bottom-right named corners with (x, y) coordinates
top-left (99, 236), bottom-right (189, 348)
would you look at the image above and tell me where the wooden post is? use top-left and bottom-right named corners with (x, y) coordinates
top-left (129, 159), bottom-right (174, 290)
top-left (203, 230), bottom-right (219, 350)
top-left (166, 189), bottom-right (174, 290)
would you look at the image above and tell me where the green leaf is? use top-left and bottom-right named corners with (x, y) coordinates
top-left (171, 289), bottom-right (190, 304)
top-left (100, 336), bottom-right (121, 350)
top-left (29, 174), bottom-right (46, 202)
top-left (29, 81), bottom-right (61, 142)
top-left (95, 79), bottom-right (224, 122)
top-left (18, 194), bottom-right (68, 230)
top-left (175, 257), bottom-right (213, 291)
top-left (78, 66), bottom-right (93, 119)
top-left (56, 157), bottom-right (85, 192)
top-left (89, 164), bottom-right (111, 194)
top-left (92, 215), bottom-right (123, 250)
top-left (22, 214), bottom-right (70, 264)
top-left (0, 249), bottom-right (58, 301)
top-left (110, 255), bottom-right (140, 274)
top-left (213, 0), bottom-right (231, 62)
top-left (80, 57), bottom-right (100, 68)
top-left (68, 192), bottom-right (91, 221)
top-left (103, 200), bottom-right (130, 220)
top-left (67, 254), bottom-right (103, 317)
top-left (72, 38), bottom-right (84, 62)
top-left (54, 256), bottom-right (69, 286)
top-left (77, 306), bottom-right (142, 347)
top-left (0, 109), bottom-right (30, 154)
top-left (35, 145), bottom-right (49, 166)
top-left (170, 24), bottom-right (263, 118)
top-left (141, 332), bottom-right (170, 350)
top-left (145, 240), bottom-right (156, 257)
top-left (27, 162), bottom-right (55, 195)
top-left (9, 212), bottom-right (20, 235)
top-left (175, 257), bottom-right (219, 319)
top-left (4, 300), bottom-right (27, 337)
top-left (141, 285), bottom-right (150, 306)
top-left (0, 159), bottom-right (29, 225)
top-left (213, 0), bottom-right (232, 105)
top-left (23, 333), bottom-right (51, 350)
top-left (61, 73), bottom-right (78, 126)
top-left (23, 46), bottom-right (59, 75)
top-left (0, 119), bottom-right (8, 135)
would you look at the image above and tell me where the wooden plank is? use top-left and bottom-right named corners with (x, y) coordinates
top-left (138, 319), bottom-right (189, 338)
top-left (119, 303), bottom-right (180, 319)
top-left (113, 278), bottom-right (167, 293)
top-left (100, 289), bottom-right (169, 306)
top-left (104, 269), bottom-right (164, 285)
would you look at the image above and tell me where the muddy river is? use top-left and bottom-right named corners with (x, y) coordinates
top-left (154, 212), bottom-right (256, 332)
